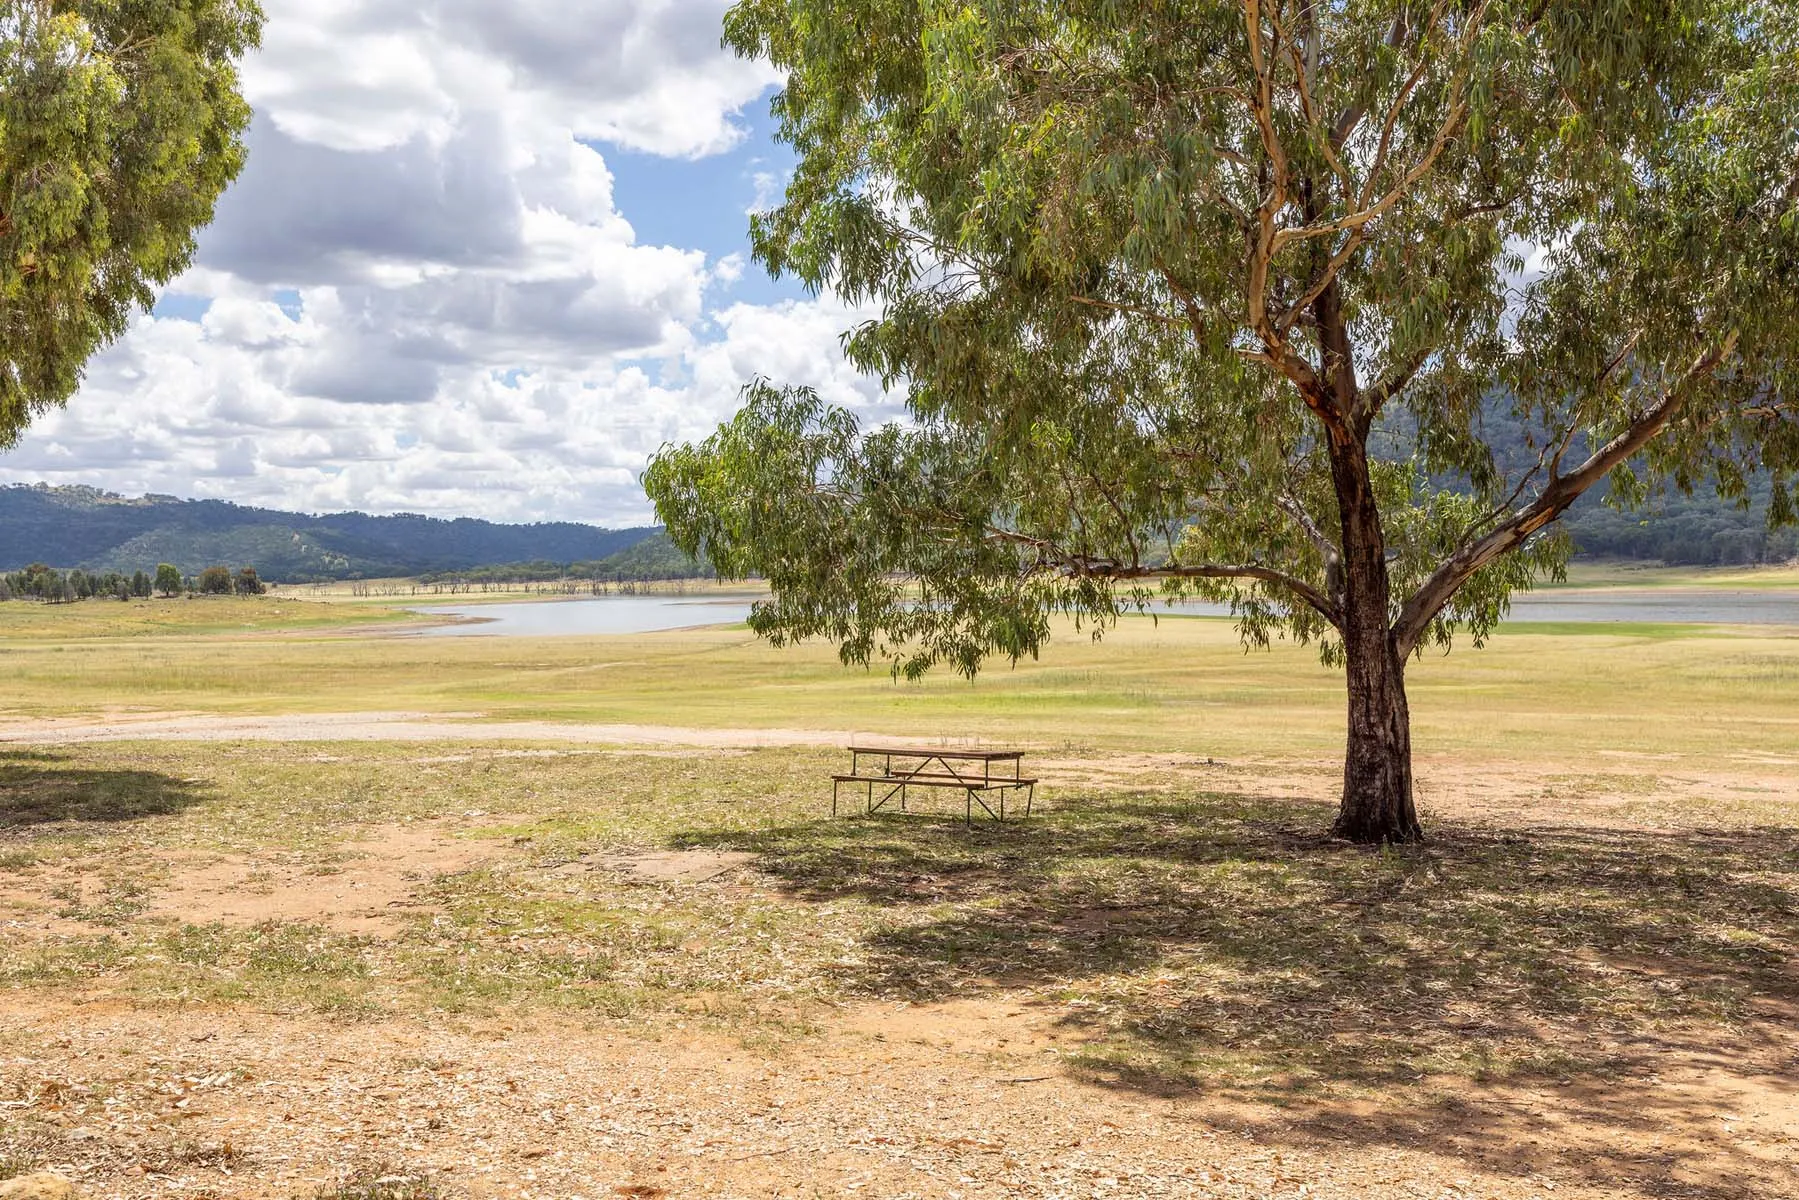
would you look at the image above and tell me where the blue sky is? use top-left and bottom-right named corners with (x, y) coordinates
top-left (1, 1), bottom-right (880, 525)
top-left (603, 112), bottom-right (809, 308)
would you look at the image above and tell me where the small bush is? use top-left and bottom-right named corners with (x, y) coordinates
top-left (0, 1151), bottom-right (39, 1181)
top-left (307, 1165), bottom-right (443, 1200)
top-left (161, 1139), bottom-right (247, 1170)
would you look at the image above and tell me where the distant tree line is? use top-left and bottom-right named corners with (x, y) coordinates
top-left (415, 533), bottom-right (713, 587)
top-left (0, 563), bottom-right (265, 604)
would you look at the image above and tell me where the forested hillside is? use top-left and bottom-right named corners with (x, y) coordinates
top-left (0, 485), bottom-right (659, 581)
top-left (1561, 481), bottom-right (1796, 565)
top-left (1374, 404), bottom-right (1798, 567)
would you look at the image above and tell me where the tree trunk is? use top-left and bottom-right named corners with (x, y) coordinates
top-left (1334, 619), bottom-right (1421, 843)
top-left (1327, 433), bottom-right (1423, 844)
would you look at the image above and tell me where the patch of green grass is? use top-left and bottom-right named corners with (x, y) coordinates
top-left (155, 922), bottom-right (384, 1014)
top-left (0, 919), bottom-right (382, 1014)
top-left (403, 853), bottom-right (855, 1018)
top-left (48, 875), bottom-right (150, 925)
top-left (0, 594), bottom-right (421, 641)
top-left (0, 602), bottom-right (1794, 767)
top-left (1535, 772), bottom-right (1669, 798)
top-left (1487, 620), bottom-right (1724, 639)
top-left (0, 934), bottom-right (134, 988)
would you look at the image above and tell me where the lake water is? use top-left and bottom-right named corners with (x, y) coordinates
top-left (411, 595), bottom-right (757, 636)
top-left (409, 587), bottom-right (1799, 637)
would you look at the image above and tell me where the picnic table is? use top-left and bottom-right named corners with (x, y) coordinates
top-left (832, 744), bottom-right (1036, 823)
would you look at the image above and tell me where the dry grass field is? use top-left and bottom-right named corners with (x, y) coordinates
top-left (0, 590), bottom-right (1795, 1198)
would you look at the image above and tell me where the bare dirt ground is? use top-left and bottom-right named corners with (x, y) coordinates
top-left (1037, 750), bottom-right (1799, 831)
top-left (3, 811), bottom-right (1795, 1199)
top-left (0, 825), bottom-right (494, 939)
top-left (7, 991), bottom-right (1793, 1200)
top-left (140, 827), bottom-right (497, 937)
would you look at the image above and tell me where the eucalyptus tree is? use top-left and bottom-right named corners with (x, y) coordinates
top-left (1, 0), bottom-right (261, 443)
top-left (647, 0), bottom-right (1799, 842)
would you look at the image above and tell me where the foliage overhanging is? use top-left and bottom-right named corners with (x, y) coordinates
top-left (648, 0), bottom-right (1799, 678)
top-left (0, 0), bottom-right (263, 443)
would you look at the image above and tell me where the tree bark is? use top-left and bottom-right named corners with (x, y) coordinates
top-left (1327, 433), bottom-right (1423, 844)
top-left (1334, 616), bottom-right (1421, 843)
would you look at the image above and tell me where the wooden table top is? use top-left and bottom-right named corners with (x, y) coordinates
top-left (847, 745), bottom-right (1024, 761)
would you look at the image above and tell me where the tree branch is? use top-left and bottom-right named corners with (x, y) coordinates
top-left (1087, 560), bottom-right (1342, 627)
top-left (1276, 491), bottom-right (1340, 564)
top-left (1329, 5), bottom-right (1415, 150)
top-left (1159, 265), bottom-right (1212, 344)
top-left (1272, 0), bottom-right (1484, 261)
top-left (1283, 7), bottom-right (1355, 201)
top-left (1275, 227), bottom-right (1369, 338)
top-left (1270, 88), bottom-right (1471, 256)
top-left (1242, 0), bottom-right (1346, 427)
top-left (981, 528), bottom-right (1341, 627)
top-left (1069, 293), bottom-right (1186, 329)
top-left (1361, 341), bottom-right (1437, 417)
top-left (1392, 331), bottom-right (1740, 655)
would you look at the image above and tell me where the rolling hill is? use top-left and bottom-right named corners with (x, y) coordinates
top-left (2, 466), bottom-right (1789, 586)
top-left (0, 485), bottom-right (666, 582)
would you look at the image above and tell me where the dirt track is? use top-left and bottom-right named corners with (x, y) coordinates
top-left (0, 712), bottom-right (858, 748)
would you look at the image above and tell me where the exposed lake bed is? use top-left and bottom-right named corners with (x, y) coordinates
top-left (405, 581), bottom-right (1799, 636)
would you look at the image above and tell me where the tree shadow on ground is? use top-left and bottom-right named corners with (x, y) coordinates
top-left (682, 789), bottom-right (1799, 1199)
top-left (0, 750), bottom-right (208, 830)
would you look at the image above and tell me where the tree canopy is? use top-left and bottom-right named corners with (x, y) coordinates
top-left (0, 0), bottom-right (262, 444)
top-left (647, 0), bottom-right (1799, 841)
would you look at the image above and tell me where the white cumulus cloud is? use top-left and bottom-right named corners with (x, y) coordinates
top-left (0, 0), bottom-right (886, 528)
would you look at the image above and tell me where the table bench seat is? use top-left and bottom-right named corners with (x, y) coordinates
top-left (831, 772), bottom-right (1039, 790)
top-left (831, 747), bottom-right (1036, 823)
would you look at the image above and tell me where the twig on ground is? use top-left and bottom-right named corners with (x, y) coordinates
top-left (726, 1146), bottom-right (796, 1162)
